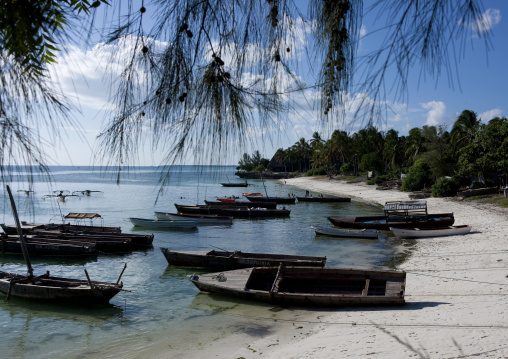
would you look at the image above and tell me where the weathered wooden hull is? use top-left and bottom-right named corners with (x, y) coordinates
top-left (175, 204), bottom-right (221, 215)
top-left (296, 196), bottom-right (351, 203)
top-left (327, 213), bottom-right (455, 230)
top-left (0, 271), bottom-right (122, 304)
top-left (203, 200), bottom-right (277, 209)
top-left (189, 266), bottom-right (406, 307)
top-left (217, 207), bottom-right (290, 218)
top-left (457, 187), bottom-right (499, 198)
top-left (0, 223), bottom-right (122, 235)
top-left (312, 225), bottom-right (379, 239)
top-left (129, 218), bottom-right (197, 229)
top-left (155, 212), bottom-right (233, 225)
top-left (0, 236), bottom-right (97, 256)
top-left (220, 183), bottom-right (249, 187)
top-left (161, 248), bottom-right (326, 269)
top-left (245, 196), bottom-right (296, 204)
top-left (390, 225), bottom-right (472, 239)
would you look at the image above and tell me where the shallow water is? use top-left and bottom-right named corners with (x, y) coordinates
top-left (0, 166), bottom-right (395, 358)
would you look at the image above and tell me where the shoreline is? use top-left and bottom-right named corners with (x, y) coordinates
top-left (149, 176), bottom-right (508, 358)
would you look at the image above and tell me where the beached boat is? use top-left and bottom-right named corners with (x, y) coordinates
top-left (189, 266), bottom-right (406, 306)
top-left (161, 248), bottom-right (326, 269)
top-left (296, 196), bottom-right (351, 203)
top-left (328, 200), bottom-right (454, 230)
top-left (216, 207), bottom-right (290, 218)
top-left (312, 225), bottom-right (379, 239)
top-left (204, 200), bottom-right (277, 209)
top-left (220, 182), bottom-right (249, 187)
top-left (129, 218), bottom-right (198, 229)
top-left (328, 213), bottom-right (455, 230)
top-left (457, 186), bottom-right (499, 198)
top-left (390, 225), bottom-right (472, 239)
top-left (154, 212), bottom-right (233, 225)
top-left (0, 270), bottom-right (123, 304)
top-left (244, 196), bottom-right (296, 204)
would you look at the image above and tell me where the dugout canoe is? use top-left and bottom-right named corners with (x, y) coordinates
top-left (161, 248), bottom-right (326, 269)
top-left (390, 225), bottom-right (472, 239)
top-left (312, 225), bottom-right (379, 239)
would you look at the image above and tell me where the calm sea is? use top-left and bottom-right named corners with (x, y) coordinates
top-left (0, 166), bottom-right (396, 358)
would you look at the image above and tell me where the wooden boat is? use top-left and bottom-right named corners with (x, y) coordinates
top-left (0, 270), bottom-right (123, 304)
top-left (0, 213), bottom-right (122, 235)
top-left (328, 200), bottom-right (455, 230)
top-left (390, 225), bottom-right (472, 239)
top-left (312, 225), bottom-right (379, 239)
top-left (189, 265), bottom-right (406, 307)
top-left (457, 186), bottom-right (499, 198)
top-left (215, 207), bottom-right (290, 218)
top-left (217, 197), bottom-right (236, 203)
top-left (154, 212), bottom-right (233, 225)
top-left (327, 213), bottom-right (455, 230)
top-left (0, 234), bottom-right (98, 256)
top-left (244, 196), bottom-right (296, 204)
top-left (175, 204), bottom-right (221, 215)
top-left (28, 231), bottom-right (154, 252)
top-left (242, 192), bottom-right (263, 197)
top-left (204, 200), bottom-right (277, 209)
top-left (161, 248), bottom-right (326, 269)
top-left (296, 196), bottom-right (351, 203)
top-left (220, 182), bottom-right (249, 187)
top-left (129, 218), bottom-right (198, 229)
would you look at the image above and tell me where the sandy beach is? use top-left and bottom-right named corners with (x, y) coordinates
top-left (152, 176), bottom-right (508, 359)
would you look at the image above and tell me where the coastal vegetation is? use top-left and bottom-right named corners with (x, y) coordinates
top-left (239, 110), bottom-right (508, 194)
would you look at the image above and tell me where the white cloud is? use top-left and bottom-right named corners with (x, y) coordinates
top-left (359, 25), bottom-right (367, 38)
top-left (420, 101), bottom-right (446, 126)
top-left (471, 9), bottom-right (501, 33)
top-left (478, 108), bottom-right (503, 122)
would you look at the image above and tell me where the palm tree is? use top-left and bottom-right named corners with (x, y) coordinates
top-left (450, 110), bottom-right (480, 155)
top-left (309, 132), bottom-right (324, 150)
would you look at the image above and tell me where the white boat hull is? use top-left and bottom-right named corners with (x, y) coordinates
top-left (129, 218), bottom-right (198, 229)
top-left (390, 225), bottom-right (472, 239)
top-left (312, 225), bottom-right (379, 239)
top-left (154, 212), bottom-right (233, 225)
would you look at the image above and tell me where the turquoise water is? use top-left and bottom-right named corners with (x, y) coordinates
top-left (0, 166), bottom-right (394, 358)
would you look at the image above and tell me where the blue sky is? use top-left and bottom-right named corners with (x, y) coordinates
top-left (45, 1), bottom-right (508, 166)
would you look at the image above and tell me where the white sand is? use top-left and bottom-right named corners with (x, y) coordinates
top-left (150, 176), bottom-right (508, 358)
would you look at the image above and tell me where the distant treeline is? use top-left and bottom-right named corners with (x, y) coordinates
top-left (237, 110), bottom-right (508, 194)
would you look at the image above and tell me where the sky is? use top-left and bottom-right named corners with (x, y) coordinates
top-left (43, 0), bottom-right (508, 166)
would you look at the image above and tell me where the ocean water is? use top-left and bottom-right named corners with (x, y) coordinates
top-left (0, 166), bottom-right (396, 358)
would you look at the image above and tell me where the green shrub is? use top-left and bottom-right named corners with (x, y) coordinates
top-left (400, 160), bottom-right (432, 192)
top-left (306, 167), bottom-right (328, 176)
top-left (431, 178), bottom-right (460, 197)
top-left (340, 163), bottom-right (353, 175)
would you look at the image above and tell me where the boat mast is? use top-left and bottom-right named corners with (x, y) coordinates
top-left (261, 173), bottom-right (268, 197)
top-left (6, 185), bottom-right (34, 279)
